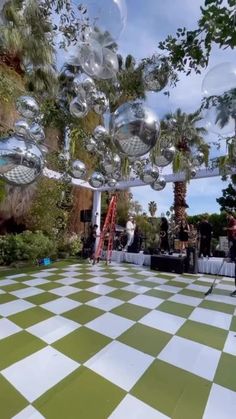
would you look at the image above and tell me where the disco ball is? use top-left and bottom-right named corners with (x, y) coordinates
top-left (85, 137), bottom-right (97, 152)
top-left (58, 152), bottom-right (70, 163)
top-left (0, 135), bottom-right (44, 185)
top-left (154, 152), bottom-right (171, 168)
top-left (190, 167), bottom-right (197, 178)
top-left (16, 96), bottom-right (39, 120)
top-left (73, 73), bottom-right (95, 96)
top-left (101, 158), bottom-right (114, 175)
top-left (151, 176), bottom-right (166, 191)
top-left (113, 171), bottom-right (121, 180)
top-left (162, 146), bottom-right (175, 163)
top-left (192, 151), bottom-right (204, 167)
top-left (93, 125), bottom-right (109, 141)
top-left (70, 160), bottom-right (87, 179)
top-left (78, 40), bottom-right (103, 77)
top-left (95, 48), bottom-right (119, 80)
top-left (90, 90), bottom-right (109, 115)
top-left (141, 164), bottom-right (159, 184)
top-left (143, 56), bottom-right (170, 92)
top-left (14, 120), bottom-right (30, 137)
top-left (89, 171), bottom-right (105, 188)
top-left (202, 104), bottom-right (235, 136)
top-left (70, 97), bottom-right (88, 118)
top-left (29, 123), bottom-right (45, 143)
top-left (107, 178), bottom-right (117, 188)
top-left (202, 62), bottom-right (236, 97)
top-left (113, 153), bottom-right (121, 166)
top-left (40, 145), bottom-right (48, 155)
top-left (110, 101), bottom-right (160, 157)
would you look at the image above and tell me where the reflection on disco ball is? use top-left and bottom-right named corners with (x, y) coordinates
top-left (29, 123), bottom-right (45, 142)
top-left (192, 151), bottom-right (204, 167)
top-left (89, 171), bottom-right (105, 188)
top-left (85, 137), bottom-right (97, 152)
top-left (162, 146), bottom-right (175, 163)
top-left (95, 48), bottom-right (119, 80)
top-left (71, 160), bottom-right (87, 179)
top-left (110, 101), bottom-right (160, 157)
top-left (93, 125), bottom-right (109, 141)
top-left (202, 62), bottom-right (236, 97)
top-left (90, 90), bottom-right (109, 115)
top-left (78, 40), bottom-right (103, 76)
top-left (151, 176), bottom-right (166, 191)
top-left (78, 0), bottom-right (127, 41)
top-left (70, 97), bottom-right (88, 118)
top-left (16, 96), bottom-right (39, 120)
top-left (141, 164), bottom-right (159, 184)
top-left (154, 153), bottom-right (171, 168)
top-left (14, 120), bottom-right (30, 137)
top-left (73, 73), bottom-right (95, 96)
top-left (107, 178), bottom-right (117, 188)
top-left (143, 56), bottom-right (170, 92)
top-left (0, 135), bottom-right (44, 185)
top-left (101, 158), bottom-right (114, 175)
top-left (203, 105), bottom-right (235, 136)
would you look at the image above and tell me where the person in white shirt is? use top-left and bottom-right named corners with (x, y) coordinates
top-left (124, 215), bottom-right (135, 251)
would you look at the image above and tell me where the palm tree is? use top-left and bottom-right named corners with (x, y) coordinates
top-left (159, 108), bottom-right (208, 223)
top-left (214, 89), bottom-right (236, 161)
top-left (148, 201), bottom-right (157, 217)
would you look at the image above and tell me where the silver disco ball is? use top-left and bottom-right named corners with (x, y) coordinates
top-left (107, 178), bottom-right (117, 188)
top-left (110, 101), bottom-right (160, 157)
top-left (162, 146), bottom-right (175, 163)
top-left (85, 137), bottom-right (97, 152)
top-left (14, 120), bottom-right (30, 137)
top-left (70, 96), bottom-right (88, 118)
top-left (73, 73), bottom-right (95, 96)
top-left (89, 171), bottom-right (105, 188)
top-left (192, 151), bottom-right (204, 167)
top-left (90, 90), bottom-right (109, 115)
top-left (141, 164), bottom-right (159, 184)
top-left (190, 167), bottom-right (197, 178)
top-left (16, 96), bottom-right (39, 120)
top-left (151, 176), bottom-right (166, 191)
top-left (29, 123), bottom-right (45, 143)
top-left (101, 157), bottom-right (114, 175)
top-left (113, 153), bottom-right (121, 166)
top-left (154, 153), bottom-right (171, 168)
top-left (71, 160), bottom-right (86, 179)
top-left (0, 135), bottom-right (44, 185)
top-left (93, 125), bottom-right (109, 141)
top-left (113, 171), bottom-right (121, 180)
top-left (143, 56), bottom-right (170, 92)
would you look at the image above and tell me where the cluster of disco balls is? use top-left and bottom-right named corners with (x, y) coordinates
top-left (0, 96), bottom-right (45, 186)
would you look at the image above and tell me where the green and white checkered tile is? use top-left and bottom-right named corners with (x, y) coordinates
top-left (1, 261), bottom-right (236, 418)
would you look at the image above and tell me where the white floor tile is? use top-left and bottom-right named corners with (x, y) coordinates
top-left (53, 277), bottom-right (80, 286)
top-left (0, 289), bottom-right (5, 294)
top-left (140, 310), bottom-right (185, 334)
top-left (109, 394), bottom-right (170, 419)
top-left (6, 274), bottom-right (27, 279)
top-left (168, 293), bottom-right (202, 307)
top-left (23, 278), bottom-right (49, 287)
top-left (27, 315), bottom-right (80, 344)
top-left (85, 341), bottom-right (153, 391)
top-left (151, 278), bottom-right (169, 285)
top-left (0, 279), bottom-right (17, 286)
top-left (189, 307), bottom-right (232, 330)
top-left (0, 300), bottom-right (34, 317)
top-left (41, 297), bottom-right (80, 314)
top-left (186, 284), bottom-right (209, 292)
top-left (0, 318), bottom-right (21, 339)
top-left (175, 277), bottom-right (193, 284)
top-left (215, 283), bottom-right (235, 292)
top-left (206, 294), bottom-right (236, 306)
top-left (12, 405), bottom-right (45, 419)
top-left (123, 285), bottom-right (150, 294)
top-left (89, 277), bottom-right (112, 284)
top-left (155, 285), bottom-right (182, 294)
top-left (31, 272), bottom-right (55, 278)
top-left (50, 286), bottom-right (79, 297)
top-left (59, 271), bottom-right (80, 277)
top-left (158, 336), bottom-right (221, 381)
top-left (2, 346), bottom-right (79, 403)
top-left (115, 277), bottom-right (139, 284)
top-left (11, 287), bottom-right (44, 299)
top-left (223, 331), bottom-right (236, 356)
top-left (203, 384), bottom-right (236, 419)
top-left (86, 312), bottom-right (134, 338)
top-left (129, 295), bottom-right (163, 309)
top-left (86, 296), bottom-right (123, 311)
top-left (87, 285), bottom-right (115, 295)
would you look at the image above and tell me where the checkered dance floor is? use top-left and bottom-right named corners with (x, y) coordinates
top-left (1, 261), bottom-right (236, 418)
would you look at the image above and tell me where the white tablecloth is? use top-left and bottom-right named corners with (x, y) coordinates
top-left (198, 257), bottom-right (235, 277)
top-left (103, 251), bottom-right (151, 266)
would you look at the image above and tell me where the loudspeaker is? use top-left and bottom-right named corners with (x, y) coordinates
top-left (80, 209), bottom-right (92, 223)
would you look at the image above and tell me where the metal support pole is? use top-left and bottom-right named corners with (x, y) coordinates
top-left (92, 190), bottom-right (102, 251)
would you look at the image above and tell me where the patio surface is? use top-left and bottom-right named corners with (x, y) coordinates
top-left (0, 261), bottom-right (236, 419)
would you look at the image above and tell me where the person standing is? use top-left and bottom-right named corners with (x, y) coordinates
top-left (198, 216), bottom-right (213, 257)
top-left (178, 219), bottom-right (190, 255)
top-left (160, 217), bottom-right (170, 253)
top-left (225, 213), bottom-right (236, 297)
top-left (124, 215), bottom-right (135, 251)
top-left (88, 224), bottom-right (98, 262)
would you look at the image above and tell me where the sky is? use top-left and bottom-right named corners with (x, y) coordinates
top-left (114, 0), bottom-right (235, 216)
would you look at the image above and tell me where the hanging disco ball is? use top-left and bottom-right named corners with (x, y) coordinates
top-left (14, 120), bottom-right (30, 137)
top-left (89, 171), bottom-right (105, 188)
top-left (0, 135), bottom-right (44, 185)
top-left (113, 171), bottom-right (121, 180)
top-left (73, 73), bottom-right (95, 96)
top-left (192, 151), bottom-right (204, 167)
top-left (16, 96), bottom-right (39, 120)
top-left (69, 96), bottom-right (88, 118)
top-left (154, 152), bottom-right (171, 168)
top-left (141, 164), bottom-right (159, 184)
top-left (151, 176), bottom-right (166, 191)
top-left (70, 160), bottom-right (87, 179)
top-left (107, 178), bottom-right (117, 188)
top-left (29, 123), bottom-right (45, 143)
top-left (101, 157), bottom-right (114, 175)
top-left (95, 47), bottom-right (119, 80)
top-left (77, 40), bottom-right (103, 77)
top-left (190, 167), bottom-right (197, 178)
top-left (85, 137), bottom-right (97, 152)
top-left (110, 100), bottom-right (160, 157)
top-left (143, 56), bottom-right (170, 92)
top-left (202, 62), bottom-right (236, 97)
top-left (162, 146), bottom-right (175, 163)
top-left (90, 90), bottom-right (109, 115)
top-left (93, 125), bottom-right (109, 141)
top-left (113, 153), bottom-right (121, 166)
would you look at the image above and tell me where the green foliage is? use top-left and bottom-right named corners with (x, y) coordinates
top-left (58, 234), bottom-right (82, 257)
top-left (0, 230), bottom-right (57, 265)
top-left (148, 201), bottom-right (157, 217)
top-left (187, 212), bottom-right (228, 239)
top-left (159, 0), bottom-right (236, 75)
top-left (216, 183), bottom-right (236, 213)
top-left (0, 64), bottom-right (23, 104)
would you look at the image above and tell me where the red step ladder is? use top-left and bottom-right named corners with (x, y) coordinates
top-left (94, 194), bottom-right (118, 264)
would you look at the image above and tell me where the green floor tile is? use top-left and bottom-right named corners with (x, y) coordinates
top-left (0, 331), bottom-right (45, 370)
top-left (75, 274), bottom-right (96, 280)
top-left (154, 273), bottom-right (176, 279)
top-left (108, 289), bottom-right (137, 301)
top-left (42, 274), bottom-right (64, 281)
top-left (53, 327), bottom-right (111, 363)
top-left (103, 273), bottom-right (122, 280)
top-left (9, 307), bottom-right (53, 328)
top-left (126, 274), bottom-right (149, 280)
top-left (63, 305), bottom-right (104, 324)
top-left (166, 280), bottom-right (188, 288)
top-left (69, 290), bottom-right (99, 303)
top-left (1, 283), bottom-right (29, 292)
top-left (230, 316), bottom-right (236, 331)
top-left (180, 289), bottom-right (204, 298)
top-left (111, 303), bottom-right (149, 321)
top-left (73, 281), bottom-right (95, 289)
top-left (194, 280), bottom-right (214, 286)
top-left (214, 353), bottom-right (236, 391)
top-left (145, 289), bottom-right (174, 299)
top-left (177, 320), bottom-right (227, 350)
top-left (0, 293), bottom-right (17, 304)
top-left (183, 274), bottom-right (200, 279)
top-left (26, 292), bottom-right (59, 305)
top-left (199, 300), bottom-right (235, 315)
top-left (105, 280), bottom-right (127, 288)
top-left (118, 323), bottom-right (172, 357)
top-left (38, 282), bottom-right (64, 291)
top-left (34, 367), bottom-right (125, 419)
top-left (131, 360), bottom-right (211, 419)
top-left (0, 375), bottom-right (28, 418)
top-left (157, 301), bottom-right (194, 318)
top-left (137, 280), bottom-right (159, 288)
top-left (213, 288), bottom-right (232, 296)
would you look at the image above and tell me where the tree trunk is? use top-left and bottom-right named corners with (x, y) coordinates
top-left (173, 181), bottom-right (188, 223)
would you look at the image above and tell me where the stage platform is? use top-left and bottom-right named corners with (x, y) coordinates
top-left (104, 251), bottom-right (235, 277)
